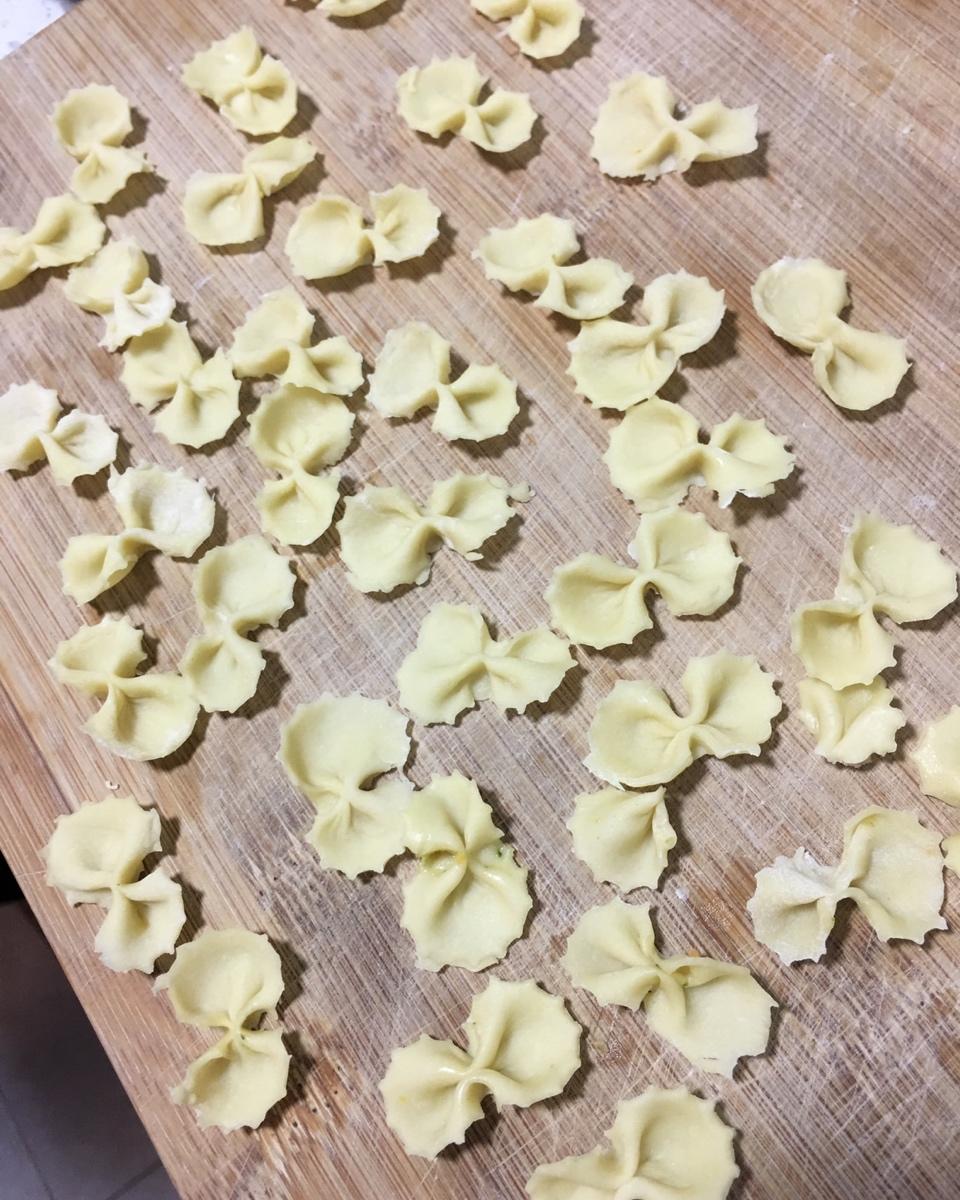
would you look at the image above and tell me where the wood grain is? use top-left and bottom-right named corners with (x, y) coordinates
top-left (1, 0), bottom-right (959, 1196)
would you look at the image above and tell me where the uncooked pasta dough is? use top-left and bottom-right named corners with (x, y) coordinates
top-left (752, 258), bottom-right (910, 411)
top-left (592, 73), bottom-right (758, 180)
top-left (912, 707), bottom-right (960, 807)
top-left (50, 616), bottom-right (200, 761)
top-left (567, 786), bottom-right (675, 892)
top-left (587, 652), bottom-right (780, 788)
top-left (0, 193), bottom-right (105, 292)
top-left (51, 84), bottom-right (151, 203)
top-left (317, 0), bottom-right (391, 15)
top-left (64, 239), bottom-right (175, 351)
top-left (157, 930), bottom-right (291, 1131)
top-left (546, 507), bottom-right (739, 649)
top-left (945, 835), bottom-right (960, 874)
top-left (367, 321), bottom-right (519, 441)
top-left (471, 0), bottom-right (584, 59)
top-left (401, 773), bottom-right (530, 971)
top-left (797, 677), bottom-right (905, 765)
top-left (748, 807), bottom-right (946, 964)
top-left (380, 978), bottom-right (580, 1158)
top-left (396, 55), bottom-right (537, 153)
top-left (0, 381), bottom-right (117, 483)
top-left (564, 898), bottom-right (775, 1075)
top-left (182, 28), bottom-right (298, 136)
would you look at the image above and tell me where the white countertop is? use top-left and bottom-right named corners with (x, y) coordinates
top-left (0, 0), bottom-right (73, 58)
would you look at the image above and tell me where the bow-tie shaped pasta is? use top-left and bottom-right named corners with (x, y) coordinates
top-left (567, 787), bottom-right (676, 892)
top-left (230, 287), bottom-right (363, 396)
top-left (286, 184), bottom-right (440, 281)
top-left (50, 617), bottom-right (200, 760)
top-left (51, 84), bottom-right (151, 204)
top-left (121, 321), bottom-right (240, 446)
top-left (183, 136), bottom-right (315, 248)
top-left (397, 602), bottom-right (574, 724)
top-left (547, 507), bottom-right (739, 649)
top-left (368, 321), bottom-right (519, 442)
top-left (473, 214), bottom-right (632, 320)
top-left (748, 807), bottom-right (946, 964)
top-left (156, 930), bottom-right (291, 1131)
top-left (44, 796), bottom-right (185, 973)
top-left (568, 273), bottom-right (725, 409)
top-left (338, 473), bottom-right (530, 594)
top-left (587, 652), bottom-right (780, 788)
top-left (592, 73), bottom-right (758, 181)
top-left (401, 773), bottom-right (530, 971)
top-left (605, 397), bottom-right (795, 513)
top-left (397, 56), bottom-right (538, 154)
top-left (797, 677), bottom-right (905, 765)
top-left (279, 694), bottom-right (412, 876)
top-left (792, 513), bottom-right (956, 689)
top-left (60, 463), bottom-right (215, 603)
top-left (182, 27), bottom-right (298, 136)
top-left (380, 978), bottom-right (580, 1158)
top-left (564, 898), bottom-right (775, 1075)
top-left (0, 193), bottom-right (105, 292)
top-left (64, 239), bottom-right (174, 351)
top-left (912, 707), bottom-right (960, 808)
top-left (526, 1087), bottom-right (739, 1200)
top-left (752, 258), bottom-right (910, 411)
top-left (472, 0), bottom-right (584, 59)
top-left (180, 537), bottom-right (295, 712)
top-left (0, 381), bottom-right (117, 484)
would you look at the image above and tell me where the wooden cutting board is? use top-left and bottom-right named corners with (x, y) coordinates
top-left (1, 0), bottom-right (958, 1196)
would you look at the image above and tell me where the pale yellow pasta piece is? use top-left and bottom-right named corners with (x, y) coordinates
top-left (605, 397), bottom-right (794, 513)
top-left (318, 0), bottom-right (391, 15)
top-left (368, 321), bottom-right (518, 441)
top-left (156, 930), bottom-right (290, 1131)
top-left (64, 239), bottom-right (174, 350)
top-left (587, 652), bottom-right (780, 788)
top-left (397, 602), bottom-right (574, 725)
top-left (748, 806), bottom-right (946, 964)
top-left (278, 694), bottom-right (411, 877)
top-left (567, 786), bottom-right (675, 892)
top-left (44, 795), bottom-right (184, 973)
top-left (380, 978), bottom-right (580, 1159)
top-left (0, 381), bottom-right (117, 484)
top-left (472, 0), bottom-right (584, 59)
top-left (564, 898), bottom-right (775, 1075)
top-left (182, 27), bottom-right (298, 136)
top-left (397, 55), bottom-right (537, 153)
top-left (912, 707), bottom-right (960, 808)
top-left (50, 617), bottom-right (200, 761)
top-left (0, 193), bottom-right (105, 291)
top-left (797, 677), bottom-right (904, 765)
top-left (180, 537), bottom-right (295, 713)
top-left (338, 473), bottom-right (530, 593)
top-left (547, 507), bottom-right (739, 649)
top-left (568, 273), bottom-right (725, 408)
top-left (286, 184), bottom-right (440, 280)
top-left (60, 463), bottom-right (215, 603)
top-left (52, 84), bottom-right (150, 204)
top-left (944, 834), bottom-right (960, 874)
top-left (402, 773), bottom-right (530, 971)
top-left (526, 1087), bottom-right (739, 1200)
top-left (592, 73), bottom-right (758, 181)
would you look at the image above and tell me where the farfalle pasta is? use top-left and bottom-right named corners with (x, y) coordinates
top-left (605, 397), bottom-right (794, 513)
top-left (338, 472), bottom-right (530, 593)
top-left (367, 321), bottom-right (519, 441)
top-left (592, 73), bottom-right (758, 180)
top-left (278, 694), bottom-right (412, 877)
top-left (546, 507), bottom-right (739, 649)
top-left (50, 616), bottom-right (200, 761)
top-left (182, 27), bottom-right (298, 136)
top-left (64, 239), bottom-right (175, 351)
top-left (748, 807), bottom-right (946, 964)
top-left (797, 677), bottom-right (905, 765)
top-left (564, 898), bottom-right (775, 1075)
top-left (397, 55), bottom-right (537, 154)
top-left (567, 786), bottom-right (676, 892)
top-left (912, 707), bottom-right (960, 807)
top-left (51, 84), bottom-right (150, 204)
top-left (397, 602), bottom-right (574, 724)
top-left (472, 0), bottom-right (584, 59)
top-left (122, 320), bottom-right (240, 447)
top-left (587, 652), bottom-right (781, 788)
top-left (45, 795), bottom-right (185, 973)
top-left (752, 258), bottom-right (910, 411)
top-left (473, 214), bottom-right (632, 321)
top-left (568, 273), bottom-right (725, 408)
top-left (380, 978), bottom-right (580, 1158)
top-left (402, 773), bottom-right (530, 971)
top-left (286, 185), bottom-right (440, 281)
top-left (157, 929), bottom-right (291, 1131)
top-left (60, 463), bottom-right (215, 603)
top-left (526, 1087), bottom-right (739, 1200)
top-left (183, 135), bottom-right (315, 247)
top-left (180, 536), bottom-right (295, 712)
top-left (0, 193), bottom-right (105, 292)
top-left (0, 382), bottom-right (117, 484)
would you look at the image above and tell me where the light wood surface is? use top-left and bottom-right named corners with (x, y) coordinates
top-left (1, 1), bottom-right (959, 1196)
